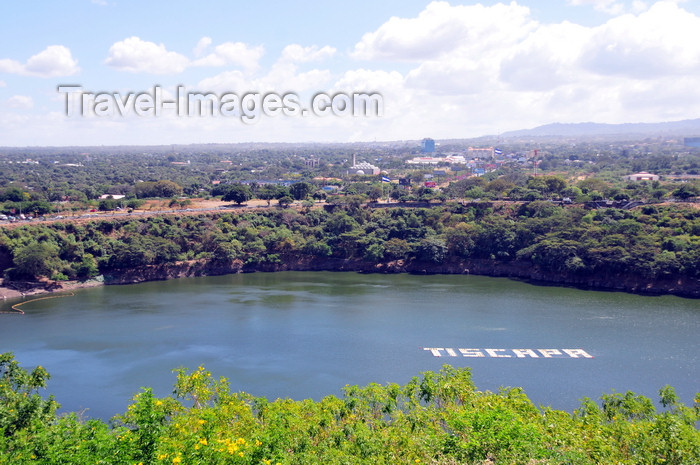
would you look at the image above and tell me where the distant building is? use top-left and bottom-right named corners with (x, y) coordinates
top-left (421, 138), bottom-right (435, 153)
top-left (348, 161), bottom-right (380, 175)
top-left (467, 147), bottom-right (495, 159)
top-left (406, 155), bottom-right (466, 165)
top-left (624, 172), bottom-right (659, 181)
top-left (348, 154), bottom-right (380, 175)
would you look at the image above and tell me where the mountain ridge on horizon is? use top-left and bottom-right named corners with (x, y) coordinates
top-left (499, 118), bottom-right (700, 139)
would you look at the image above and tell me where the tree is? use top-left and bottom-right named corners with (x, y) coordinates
top-left (384, 238), bottom-right (411, 260)
top-left (222, 184), bottom-right (252, 205)
top-left (0, 187), bottom-right (29, 202)
top-left (363, 243), bottom-right (385, 261)
top-left (278, 196), bottom-right (293, 208)
top-left (577, 178), bottom-right (609, 194)
top-left (289, 182), bottom-right (313, 201)
top-left (134, 180), bottom-right (183, 198)
top-left (153, 180), bottom-right (183, 198)
top-left (11, 242), bottom-right (59, 279)
top-left (672, 184), bottom-right (699, 201)
top-left (312, 190), bottom-right (327, 203)
top-left (416, 236), bottom-right (448, 263)
top-left (257, 185), bottom-right (280, 206)
top-left (485, 178), bottom-right (515, 198)
top-left (98, 198), bottom-right (119, 211)
top-left (301, 199), bottom-right (314, 212)
top-left (0, 353), bottom-right (58, 437)
top-left (527, 176), bottom-right (566, 196)
top-left (367, 186), bottom-right (383, 202)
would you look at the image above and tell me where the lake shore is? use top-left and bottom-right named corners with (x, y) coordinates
top-left (2, 255), bottom-right (698, 302)
top-left (0, 277), bottom-right (104, 301)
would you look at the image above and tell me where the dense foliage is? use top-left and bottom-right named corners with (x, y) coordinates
top-left (1, 203), bottom-right (698, 289)
top-left (0, 138), bottom-right (698, 211)
top-left (1, 354), bottom-right (698, 464)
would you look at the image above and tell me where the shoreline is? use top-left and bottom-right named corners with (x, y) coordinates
top-left (0, 278), bottom-right (104, 302)
top-left (2, 256), bottom-right (698, 303)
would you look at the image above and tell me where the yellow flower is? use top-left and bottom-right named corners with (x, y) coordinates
top-left (199, 438), bottom-right (208, 445)
top-left (172, 457), bottom-right (182, 464)
top-left (236, 437), bottom-right (246, 445)
top-left (238, 452), bottom-right (244, 457)
top-left (157, 454), bottom-right (168, 460)
top-left (198, 419), bottom-right (207, 425)
top-left (255, 439), bottom-right (262, 446)
top-left (263, 460), bottom-right (272, 465)
top-left (155, 400), bottom-right (163, 406)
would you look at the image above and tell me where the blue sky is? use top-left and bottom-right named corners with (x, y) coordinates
top-left (2, 0), bottom-right (700, 146)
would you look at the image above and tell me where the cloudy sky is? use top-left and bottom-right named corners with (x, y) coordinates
top-left (1, 0), bottom-right (700, 146)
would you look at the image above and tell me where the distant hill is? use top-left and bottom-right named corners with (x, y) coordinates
top-left (501, 118), bottom-right (700, 138)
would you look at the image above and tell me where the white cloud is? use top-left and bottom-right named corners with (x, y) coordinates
top-left (280, 44), bottom-right (336, 63)
top-left (581, 1), bottom-right (700, 78)
top-left (190, 42), bottom-right (264, 72)
top-left (0, 80), bottom-right (6, 87)
top-left (105, 37), bottom-right (264, 74)
top-left (0, 45), bottom-right (79, 77)
top-left (352, 1), bottom-right (535, 61)
top-left (341, 0), bottom-right (700, 137)
top-left (568, 0), bottom-right (626, 15)
top-left (7, 95), bottom-right (34, 110)
top-left (0, 58), bottom-right (24, 75)
top-left (198, 64), bottom-right (331, 94)
top-left (196, 42), bottom-right (338, 94)
top-left (193, 37), bottom-right (212, 57)
top-left (105, 37), bottom-right (189, 74)
top-left (500, 21), bottom-right (591, 91)
top-left (11, 1), bottom-right (700, 146)
top-left (7, 95), bottom-right (34, 109)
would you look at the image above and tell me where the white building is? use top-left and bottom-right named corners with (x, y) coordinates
top-left (624, 172), bottom-right (659, 181)
top-left (347, 154), bottom-right (380, 175)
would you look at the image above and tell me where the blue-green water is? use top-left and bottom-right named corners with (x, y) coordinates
top-left (1, 272), bottom-right (698, 419)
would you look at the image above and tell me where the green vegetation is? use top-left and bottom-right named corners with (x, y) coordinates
top-left (1, 202), bottom-right (698, 294)
top-left (0, 138), bottom-right (698, 216)
top-left (1, 354), bottom-right (698, 464)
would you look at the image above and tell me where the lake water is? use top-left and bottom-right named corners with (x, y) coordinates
top-left (1, 271), bottom-right (698, 420)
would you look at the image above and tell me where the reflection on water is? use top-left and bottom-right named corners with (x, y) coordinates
top-left (1, 271), bottom-right (698, 420)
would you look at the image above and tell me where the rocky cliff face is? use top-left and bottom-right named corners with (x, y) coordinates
top-left (101, 255), bottom-right (700, 298)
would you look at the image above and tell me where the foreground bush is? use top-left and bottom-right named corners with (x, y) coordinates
top-left (1, 353), bottom-right (699, 464)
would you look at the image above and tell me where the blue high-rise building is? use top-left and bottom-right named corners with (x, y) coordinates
top-left (421, 138), bottom-right (435, 153)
